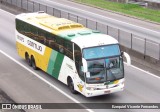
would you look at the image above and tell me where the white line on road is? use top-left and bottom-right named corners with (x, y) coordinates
top-left (0, 49), bottom-right (94, 112)
top-left (130, 64), bottom-right (160, 79)
top-left (0, 8), bottom-right (160, 79)
top-left (45, 0), bottom-right (160, 34)
top-left (0, 8), bottom-right (160, 80)
top-left (123, 62), bottom-right (160, 79)
top-left (0, 8), bottom-right (15, 16)
top-left (0, 8), bottom-right (160, 107)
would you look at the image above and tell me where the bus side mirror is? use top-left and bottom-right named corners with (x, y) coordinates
top-left (121, 51), bottom-right (123, 56)
top-left (82, 58), bottom-right (88, 72)
top-left (123, 52), bottom-right (131, 66)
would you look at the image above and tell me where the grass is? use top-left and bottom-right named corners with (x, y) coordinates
top-left (73, 0), bottom-right (160, 23)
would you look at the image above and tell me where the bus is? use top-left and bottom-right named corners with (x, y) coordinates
top-left (15, 12), bottom-right (131, 97)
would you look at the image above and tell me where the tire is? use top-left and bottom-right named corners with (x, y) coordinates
top-left (68, 78), bottom-right (77, 94)
top-left (31, 57), bottom-right (38, 70)
top-left (25, 53), bottom-right (32, 66)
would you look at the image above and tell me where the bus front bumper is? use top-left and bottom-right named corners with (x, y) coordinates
top-left (84, 83), bottom-right (124, 97)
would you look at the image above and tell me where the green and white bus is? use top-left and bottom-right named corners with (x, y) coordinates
top-left (16, 12), bottom-right (131, 97)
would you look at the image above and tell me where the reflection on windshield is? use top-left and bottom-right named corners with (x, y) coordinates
top-left (86, 57), bottom-right (124, 83)
top-left (83, 44), bottom-right (120, 60)
top-left (87, 59), bottom-right (106, 83)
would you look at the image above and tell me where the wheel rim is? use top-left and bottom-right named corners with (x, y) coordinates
top-left (27, 57), bottom-right (31, 66)
top-left (31, 58), bottom-right (37, 70)
top-left (69, 81), bottom-right (74, 92)
top-left (32, 60), bottom-right (35, 68)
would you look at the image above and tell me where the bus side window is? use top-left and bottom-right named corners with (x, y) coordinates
top-left (57, 37), bottom-right (64, 54)
top-left (16, 19), bottom-right (22, 34)
top-left (64, 41), bottom-right (73, 60)
top-left (74, 44), bottom-right (84, 81)
top-left (46, 33), bottom-right (53, 46)
top-left (38, 29), bottom-right (46, 44)
top-left (16, 19), bottom-right (26, 35)
top-left (30, 25), bottom-right (38, 40)
top-left (74, 47), bottom-right (82, 63)
top-left (23, 23), bottom-right (30, 37)
top-left (46, 34), bottom-right (59, 52)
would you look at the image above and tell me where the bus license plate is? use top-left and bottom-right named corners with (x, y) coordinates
top-left (104, 90), bottom-right (110, 94)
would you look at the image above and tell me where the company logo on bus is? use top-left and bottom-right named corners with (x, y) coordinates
top-left (16, 34), bottom-right (45, 55)
top-left (27, 40), bottom-right (42, 52)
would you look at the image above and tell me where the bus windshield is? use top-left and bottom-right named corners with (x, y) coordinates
top-left (85, 57), bottom-right (124, 83)
top-left (83, 45), bottom-right (124, 83)
top-left (83, 44), bottom-right (120, 60)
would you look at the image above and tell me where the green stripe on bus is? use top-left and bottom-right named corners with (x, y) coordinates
top-left (47, 50), bottom-right (64, 79)
top-left (47, 50), bottom-right (58, 75)
top-left (53, 53), bottom-right (64, 79)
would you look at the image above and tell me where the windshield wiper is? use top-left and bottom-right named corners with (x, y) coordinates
top-left (107, 69), bottom-right (117, 81)
top-left (89, 63), bottom-right (104, 68)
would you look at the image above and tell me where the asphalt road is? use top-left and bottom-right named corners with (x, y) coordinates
top-left (28, 0), bottom-right (160, 43)
top-left (8, 0), bottom-right (159, 59)
top-left (0, 9), bottom-right (160, 112)
top-left (51, 0), bottom-right (160, 32)
top-left (2, 0), bottom-right (160, 59)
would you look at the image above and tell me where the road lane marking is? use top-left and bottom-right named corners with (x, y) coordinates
top-left (123, 63), bottom-right (160, 79)
top-left (2, 0), bottom-right (160, 35)
top-left (45, 0), bottom-right (160, 34)
top-left (0, 50), bottom-right (94, 112)
top-left (0, 8), bottom-right (160, 79)
top-left (129, 64), bottom-right (160, 79)
top-left (0, 8), bottom-right (15, 16)
top-left (1, 6), bottom-right (160, 84)
top-left (1, 8), bottom-right (160, 78)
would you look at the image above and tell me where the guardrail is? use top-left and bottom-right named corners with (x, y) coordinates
top-left (1, 0), bottom-right (160, 61)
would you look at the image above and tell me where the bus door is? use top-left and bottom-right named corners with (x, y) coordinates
top-left (74, 44), bottom-right (85, 93)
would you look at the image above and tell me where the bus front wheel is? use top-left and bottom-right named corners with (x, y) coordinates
top-left (67, 78), bottom-right (77, 94)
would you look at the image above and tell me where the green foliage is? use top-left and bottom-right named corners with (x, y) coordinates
top-left (74, 0), bottom-right (160, 23)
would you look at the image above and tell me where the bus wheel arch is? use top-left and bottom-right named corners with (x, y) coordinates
top-left (67, 77), bottom-right (78, 94)
top-left (25, 52), bottom-right (32, 66)
top-left (31, 55), bottom-right (38, 70)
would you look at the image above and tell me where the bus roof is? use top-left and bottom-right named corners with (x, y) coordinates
top-left (16, 12), bottom-right (118, 49)
top-left (16, 12), bottom-right (84, 32)
top-left (72, 33), bottom-right (118, 48)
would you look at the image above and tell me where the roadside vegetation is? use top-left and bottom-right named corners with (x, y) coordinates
top-left (74, 0), bottom-right (160, 23)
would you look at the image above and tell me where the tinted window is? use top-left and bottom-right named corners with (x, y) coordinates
top-left (74, 44), bottom-right (84, 80)
top-left (64, 40), bottom-right (73, 59)
top-left (38, 29), bottom-right (46, 44)
top-left (16, 19), bottom-right (73, 59)
top-left (83, 44), bottom-right (120, 60)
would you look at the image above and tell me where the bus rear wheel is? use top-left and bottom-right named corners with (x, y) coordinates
top-left (31, 56), bottom-right (38, 70)
top-left (68, 78), bottom-right (77, 94)
top-left (25, 53), bottom-right (31, 66)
